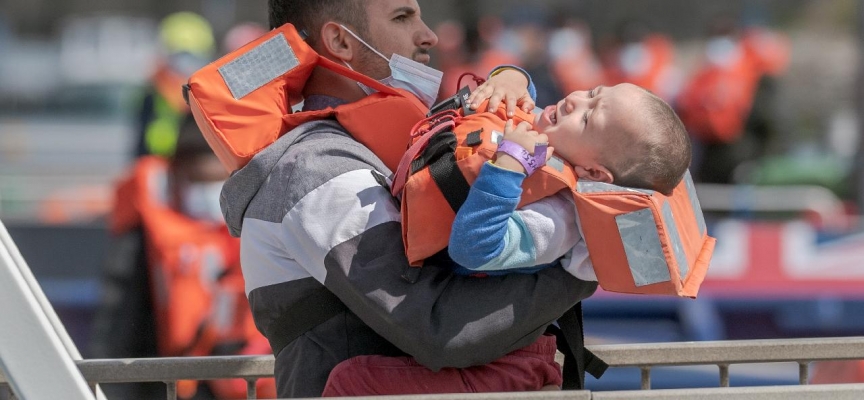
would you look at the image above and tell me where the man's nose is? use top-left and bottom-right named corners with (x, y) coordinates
top-left (416, 22), bottom-right (439, 49)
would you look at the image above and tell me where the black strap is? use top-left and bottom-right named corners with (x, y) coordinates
top-left (554, 303), bottom-right (608, 389)
top-left (428, 86), bottom-right (473, 117)
top-left (267, 287), bottom-right (347, 358)
top-left (428, 149), bottom-right (471, 213)
top-left (411, 128), bottom-right (456, 174)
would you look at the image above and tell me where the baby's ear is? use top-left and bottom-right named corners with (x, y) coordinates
top-left (573, 165), bottom-right (613, 183)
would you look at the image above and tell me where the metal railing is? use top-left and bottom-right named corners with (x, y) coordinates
top-left (3, 336), bottom-right (863, 399)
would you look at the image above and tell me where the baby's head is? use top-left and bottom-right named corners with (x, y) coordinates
top-left (533, 83), bottom-right (691, 195)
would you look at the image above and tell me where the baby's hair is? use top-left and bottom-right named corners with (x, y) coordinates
top-left (605, 90), bottom-right (691, 195)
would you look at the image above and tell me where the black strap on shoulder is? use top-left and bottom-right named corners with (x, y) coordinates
top-left (267, 287), bottom-right (347, 358)
top-left (553, 302), bottom-right (608, 390)
top-left (426, 133), bottom-right (471, 213)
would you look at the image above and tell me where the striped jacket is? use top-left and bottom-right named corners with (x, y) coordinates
top-left (221, 119), bottom-right (598, 397)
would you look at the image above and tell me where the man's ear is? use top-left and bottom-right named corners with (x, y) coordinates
top-left (573, 164), bottom-right (614, 183)
top-left (318, 22), bottom-right (355, 62)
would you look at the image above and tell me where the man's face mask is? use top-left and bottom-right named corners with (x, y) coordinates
top-left (182, 181), bottom-right (226, 224)
top-left (340, 25), bottom-right (443, 108)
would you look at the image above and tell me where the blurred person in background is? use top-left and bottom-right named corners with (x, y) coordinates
top-left (600, 19), bottom-right (681, 103)
top-left (548, 18), bottom-right (605, 95)
top-left (91, 115), bottom-right (276, 400)
top-left (134, 12), bottom-right (215, 158)
top-left (433, 19), bottom-right (473, 99)
top-left (493, 6), bottom-right (564, 107)
top-left (435, 8), bottom-right (561, 105)
top-left (676, 16), bottom-right (789, 183)
top-left (434, 16), bottom-right (522, 100)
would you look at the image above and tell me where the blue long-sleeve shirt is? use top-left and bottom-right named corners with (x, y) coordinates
top-left (448, 162), bottom-right (596, 280)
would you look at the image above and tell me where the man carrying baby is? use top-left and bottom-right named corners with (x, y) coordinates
top-left (322, 82), bottom-right (691, 396)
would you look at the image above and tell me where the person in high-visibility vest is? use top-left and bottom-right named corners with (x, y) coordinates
top-left (133, 12), bottom-right (214, 158)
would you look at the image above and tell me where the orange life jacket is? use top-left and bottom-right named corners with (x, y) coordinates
top-left (676, 31), bottom-right (789, 144)
top-left (391, 101), bottom-right (715, 298)
top-left (185, 23), bottom-right (428, 173)
top-left (602, 35), bottom-right (678, 101)
top-left (111, 157), bottom-right (276, 399)
top-left (676, 52), bottom-right (759, 144)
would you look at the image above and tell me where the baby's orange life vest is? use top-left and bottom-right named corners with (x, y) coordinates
top-left (391, 101), bottom-right (716, 298)
top-left (185, 23), bottom-right (428, 173)
top-left (111, 157), bottom-right (276, 399)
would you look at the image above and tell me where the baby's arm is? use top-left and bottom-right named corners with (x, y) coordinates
top-left (448, 161), bottom-right (581, 271)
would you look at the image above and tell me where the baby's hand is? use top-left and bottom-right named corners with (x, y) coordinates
top-left (494, 120), bottom-right (554, 174)
top-left (468, 69), bottom-right (536, 117)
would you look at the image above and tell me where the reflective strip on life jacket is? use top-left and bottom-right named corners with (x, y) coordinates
top-left (572, 170), bottom-right (714, 297)
top-left (218, 33), bottom-right (302, 100)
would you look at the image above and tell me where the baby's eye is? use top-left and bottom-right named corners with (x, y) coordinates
top-left (588, 88), bottom-right (596, 98)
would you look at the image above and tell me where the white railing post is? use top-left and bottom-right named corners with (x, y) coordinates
top-left (0, 219), bottom-right (94, 400)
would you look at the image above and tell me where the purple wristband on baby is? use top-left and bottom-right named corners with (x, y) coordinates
top-left (496, 140), bottom-right (548, 176)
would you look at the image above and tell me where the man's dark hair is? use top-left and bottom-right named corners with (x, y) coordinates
top-left (606, 92), bottom-right (692, 196)
top-left (268, 0), bottom-right (368, 45)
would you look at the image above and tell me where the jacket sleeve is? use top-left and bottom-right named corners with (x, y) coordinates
top-left (278, 145), bottom-right (597, 370)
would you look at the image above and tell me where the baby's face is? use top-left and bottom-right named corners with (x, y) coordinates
top-left (533, 83), bottom-right (646, 169)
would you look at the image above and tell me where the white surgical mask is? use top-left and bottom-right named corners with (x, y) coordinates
top-left (340, 25), bottom-right (443, 108)
top-left (182, 181), bottom-right (226, 224)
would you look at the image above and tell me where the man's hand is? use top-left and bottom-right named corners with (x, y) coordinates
top-left (494, 120), bottom-right (554, 174)
top-left (468, 69), bottom-right (535, 117)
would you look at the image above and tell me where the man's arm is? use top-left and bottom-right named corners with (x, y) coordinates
top-left (449, 162), bottom-right (581, 271)
top-left (278, 140), bottom-right (597, 370)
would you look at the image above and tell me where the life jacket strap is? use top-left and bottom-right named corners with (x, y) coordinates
top-left (427, 86), bottom-right (474, 117)
top-left (552, 302), bottom-right (608, 389)
top-left (426, 132), bottom-right (471, 213)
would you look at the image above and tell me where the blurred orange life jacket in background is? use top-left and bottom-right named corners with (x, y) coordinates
top-left (392, 99), bottom-right (715, 298)
top-left (111, 156), bottom-right (276, 399)
top-left (602, 34), bottom-right (678, 101)
top-left (185, 23), bottom-right (429, 173)
top-left (676, 50), bottom-right (759, 144)
top-left (676, 29), bottom-right (789, 144)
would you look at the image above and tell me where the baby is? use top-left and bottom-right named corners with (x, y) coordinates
top-left (449, 82), bottom-right (692, 278)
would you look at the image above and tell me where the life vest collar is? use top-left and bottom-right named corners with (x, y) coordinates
top-left (186, 23), bottom-right (428, 173)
